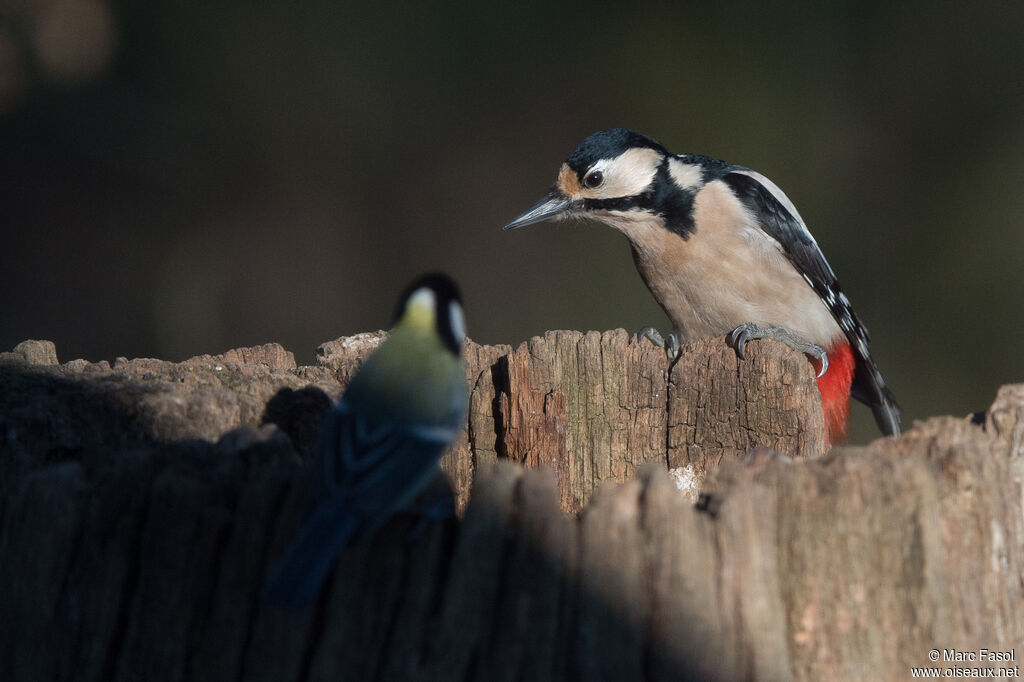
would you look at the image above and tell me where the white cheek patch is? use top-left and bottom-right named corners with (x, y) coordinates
top-left (448, 301), bottom-right (466, 343)
top-left (406, 287), bottom-right (437, 315)
top-left (590, 147), bottom-right (662, 198)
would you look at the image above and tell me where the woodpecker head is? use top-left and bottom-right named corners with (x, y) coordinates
top-left (504, 128), bottom-right (696, 233)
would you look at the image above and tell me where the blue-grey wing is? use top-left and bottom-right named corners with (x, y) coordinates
top-left (315, 399), bottom-right (461, 521)
top-left (262, 403), bottom-right (458, 609)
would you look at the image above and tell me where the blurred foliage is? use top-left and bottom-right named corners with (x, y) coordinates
top-left (1, 0), bottom-right (1022, 442)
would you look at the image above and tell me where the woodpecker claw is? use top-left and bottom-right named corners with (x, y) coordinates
top-left (638, 327), bottom-right (664, 348)
top-left (728, 327), bottom-right (748, 360)
top-left (815, 350), bottom-right (829, 379)
top-left (728, 322), bottom-right (828, 378)
top-left (665, 333), bottom-right (680, 361)
top-left (637, 327), bottom-right (681, 362)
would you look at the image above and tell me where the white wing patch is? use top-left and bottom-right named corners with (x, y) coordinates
top-left (731, 168), bottom-right (807, 228)
top-left (736, 168), bottom-right (879, 367)
top-left (730, 168), bottom-right (839, 280)
top-left (733, 168), bottom-right (843, 288)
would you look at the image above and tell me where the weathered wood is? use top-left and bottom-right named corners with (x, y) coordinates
top-left (2, 334), bottom-right (1021, 681)
top-left (446, 340), bottom-right (513, 513)
top-left (494, 329), bottom-right (672, 513)
top-left (668, 334), bottom-right (826, 483)
top-left (1, 331), bottom-right (823, 507)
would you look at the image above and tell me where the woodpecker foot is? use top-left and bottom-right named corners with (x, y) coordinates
top-left (727, 323), bottom-right (828, 378)
top-left (637, 327), bottom-right (680, 361)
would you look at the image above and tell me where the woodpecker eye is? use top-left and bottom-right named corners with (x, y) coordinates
top-left (583, 170), bottom-right (604, 189)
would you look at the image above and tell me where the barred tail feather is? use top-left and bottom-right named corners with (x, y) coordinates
top-left (849, 354), bottom-right (903, 437)
top-left (871, 385), bottom-right (902, 437)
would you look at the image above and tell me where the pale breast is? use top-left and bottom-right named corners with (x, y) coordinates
top-left (614, 181), bottom-right (844, 347)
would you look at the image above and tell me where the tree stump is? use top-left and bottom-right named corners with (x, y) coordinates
top-left (1, 333), bottom-right (1020, 681)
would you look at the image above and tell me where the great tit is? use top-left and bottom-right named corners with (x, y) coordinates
top-left (262, 272), bottom-right (467, 608)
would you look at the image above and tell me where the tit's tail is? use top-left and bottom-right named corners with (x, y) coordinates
top-left (261, 503), bottom-right (359, 610)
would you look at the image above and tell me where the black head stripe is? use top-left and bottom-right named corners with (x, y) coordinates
top-left (649, 159), bottom-right (697, 239)
top-left (583, 196), bottom-right (644, 213)
top-left (583, 158), bottom-right (698, 239)
top-left (566, 128), bottom-right (668, 174)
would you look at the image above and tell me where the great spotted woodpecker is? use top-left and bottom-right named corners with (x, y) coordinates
top-left (505, 128), bottom-right (900, 444)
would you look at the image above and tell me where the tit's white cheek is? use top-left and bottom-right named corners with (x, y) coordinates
top-left (407, 287), bottom-right (437, 314)
top-left (448, 301), bottom-right (466, 343)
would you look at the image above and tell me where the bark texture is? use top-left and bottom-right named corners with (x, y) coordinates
top-left (1, 333), bottom-right (1021, 682)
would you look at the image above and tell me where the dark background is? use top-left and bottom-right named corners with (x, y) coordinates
top-left (2, 1), bottom-right (1021, 442)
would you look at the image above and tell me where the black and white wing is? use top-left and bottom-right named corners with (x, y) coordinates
top-left (720, 169), bottom-right (902, 436)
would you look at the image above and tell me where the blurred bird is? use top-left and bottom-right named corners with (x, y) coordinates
top-left (262, 273), bottom-right (467, 608)
top-left (505, 128), bottom-right (900, 444)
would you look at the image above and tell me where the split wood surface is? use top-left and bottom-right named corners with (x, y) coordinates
top-left (1, 334), bottom-right (1021, 681)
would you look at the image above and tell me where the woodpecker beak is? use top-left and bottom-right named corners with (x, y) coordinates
top-left (504, 190), bottom-right (574, 230)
